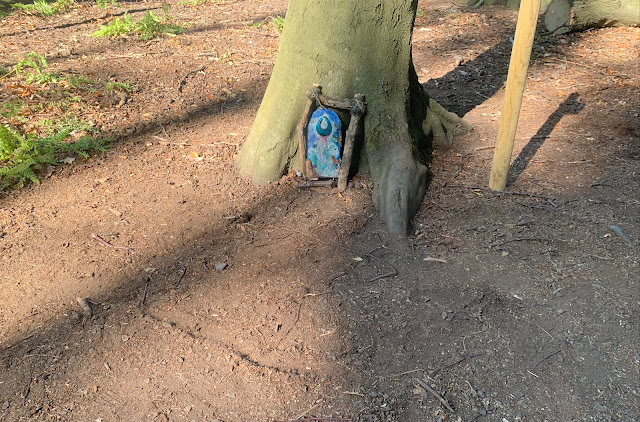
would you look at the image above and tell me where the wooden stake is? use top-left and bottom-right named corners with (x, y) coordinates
top-left (489, 0), bottom-right (541, 191)
top-left (297, 85), bottom-right (321, 178)
top-left (338, 94), bottom-right (365, 191)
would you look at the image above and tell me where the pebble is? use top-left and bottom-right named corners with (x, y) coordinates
top-left (215, 262), bottom-right (228, 271)
top-left (594, 404), bottom-right (608, 412)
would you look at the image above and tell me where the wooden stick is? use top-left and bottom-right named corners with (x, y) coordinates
top-left (338, 94), bottom-right (365, 191)
top-left (297, 85), bottom-right (320, 178)
top-left (489, 0), bottom-right (540, 191)
top-left (415, 378), bottom-right (454, 412)
top-left (296, 179), bottom-right (336, 188)
top-left (91, 233), bottom-right (136, 254)
top-left (534, 349), bottom-right (561, 368)
top-left (316, 92), bottom-right (358, 110)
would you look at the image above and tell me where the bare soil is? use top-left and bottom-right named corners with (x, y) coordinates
top-left (0, 1), bottom-right (638, 421)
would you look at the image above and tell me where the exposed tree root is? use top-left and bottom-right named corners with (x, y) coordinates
top-left (423, 97), bottom-right (472, 148)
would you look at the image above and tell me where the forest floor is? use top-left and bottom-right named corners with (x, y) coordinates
top-left (0, 0), bottom-right (638, 421)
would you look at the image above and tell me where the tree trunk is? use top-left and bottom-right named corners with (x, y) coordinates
top-left (237, 0), bottom-right (469, 235)
top-left (545, 0), bottom-right (640, 34)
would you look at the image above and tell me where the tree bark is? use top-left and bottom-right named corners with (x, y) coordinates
top-left (237, 0), bottom-right (469, 235)
top-left (545, 0), bottom-right (640, 33)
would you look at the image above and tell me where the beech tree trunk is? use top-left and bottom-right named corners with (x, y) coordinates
top-left (237, 0), bottom-right (469, 235)
top-left (545, 0), bottom-right (640, 34)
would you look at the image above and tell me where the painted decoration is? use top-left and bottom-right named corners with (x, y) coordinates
top-left (306, 108), bottom-right (342, 178)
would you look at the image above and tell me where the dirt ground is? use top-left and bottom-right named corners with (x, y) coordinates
top-left (0, 0), bottom-right (639, 421)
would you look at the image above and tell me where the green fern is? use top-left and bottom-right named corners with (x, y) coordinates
top-left (0, 123), bottom-right (108, 190)
top-left (96, 0), bottom-right (119, 7)
top-left (12, 0), bottom-right (76, 16)
top-left (92, 13), bottom-right (135, 37)
top-left (15, 52), bottom-right (60, 85)
top-left (92, 6), bottom-right (184, 39)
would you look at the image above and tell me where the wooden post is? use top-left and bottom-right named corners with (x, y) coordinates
top-left (489, 0), bottom-right (541, 191)
top-left (297, 85), bottom-right (321, 178)
top-left (338, 94), bottom-right (366, 191)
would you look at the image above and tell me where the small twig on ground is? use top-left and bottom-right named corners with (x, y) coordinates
top-left (1, 334), bottom-right (35, 352)
top-left (276, 299), bottom-right (304, 349)
top-left (491, 237), bottom-right (551, 248)
top-left (178, 65), bottom-right (205, 92)
top-left (534, 349), bottom-right (562, 368)
top-left (154, 136), bottom-right (188, 145)
top-left (589, 254), bottom-right (614, 261)
top-left (390, 367), bottom-right (424, 378)
top-left (446, 184), bottom-right (555, 200)
top-left (0, 68), bottom-right (17, 80)
top-left (173, 266), bottom-right (187, 289)
top-left (415, 378), bottom-right (454, 412)
top-left (423, 256), bottom-right (448, 263)
top-left (515, 201), bottom-right (551, 210)
top-left (23, 371), bottom-right (33, 406)
top-left (432, 353), bottom-right (483, 375)
top-left (291, 400), bottom-right (322, 420)
top-left (91, 234), bottom-right (136, 254)
top-left (140, 276), bottom-right (151, 306)
top-left (474, 145), bottom-right (496, 151)
top-left (159, 123), bottom-right (169, 138)
top-left (343, 391), bottom-right (366, 397)
top-left (543, 57), bottom-right (632, 77)
top-left (532, 322), bottom-right (556, 340)
top-left (245, 30), bottom-right (279, 37)
top-left (590, 179), bottom-right (612, 187)
top-left (368, 265), bottom-right (397, 282)
top-left (284, 195), bottom-right (297, 216)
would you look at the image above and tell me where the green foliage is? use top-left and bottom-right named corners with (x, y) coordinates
top-left (271, 15), bottom-right (285, 32)
top-left (177, 0), bottom-right (221, 6)
top-left (92, 12), bottom-right (135, 37)
top-left (104, 81), bottom-right (132, 92)
top-left (13, 0), bottom-right (55, 16)
top-left (92, 5), bottom-right (184, 39)
top-left (0, 123), bottom-right (108, 190)
top-left (251, 15), bottom-right (285, 32)
top-left (54, 0), bottom-right (75, 12)
top-left (96, 0), bottom-right (119, 8)
top-left (65, 74), bottom-right (96, 89)
top-left (33, 115), bottom-right (98, 136)
top-left (15, 52), bottom-right (60, 85)
top-left (13, 0), bottom-right (76, 16)
top-left (136, 10), bottom-right (184, 40)
top-left (0, 100), bottom-right (26, 120)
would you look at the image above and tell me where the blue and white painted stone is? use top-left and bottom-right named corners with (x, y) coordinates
top-left (307, 108), bottom-right (342, 178)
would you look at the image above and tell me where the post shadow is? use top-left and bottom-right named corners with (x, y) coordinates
top-left (422, 37), bottom-right (515, 117)
top-left (507, 92), bottom-right (583, 185)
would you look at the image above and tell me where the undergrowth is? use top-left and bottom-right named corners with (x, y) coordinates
top-left (251, 15), bottom-right (285, 33)
top-left (95, 0), bottom-right (119, 8)
top-left (93, 4), bottom-right (184, 39)
top-left (104, 81), bottom-right (132, 92)
top-left (0, 124), bottom-right (108, 190)
top-left (178, 0), bottom-right (226, 6)
top-left (13, 0), bottom-right (76, 16)
top-left (0, 52), bottom-right (125, 190)
top-left (16, 52), bottom-right (60, 84)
